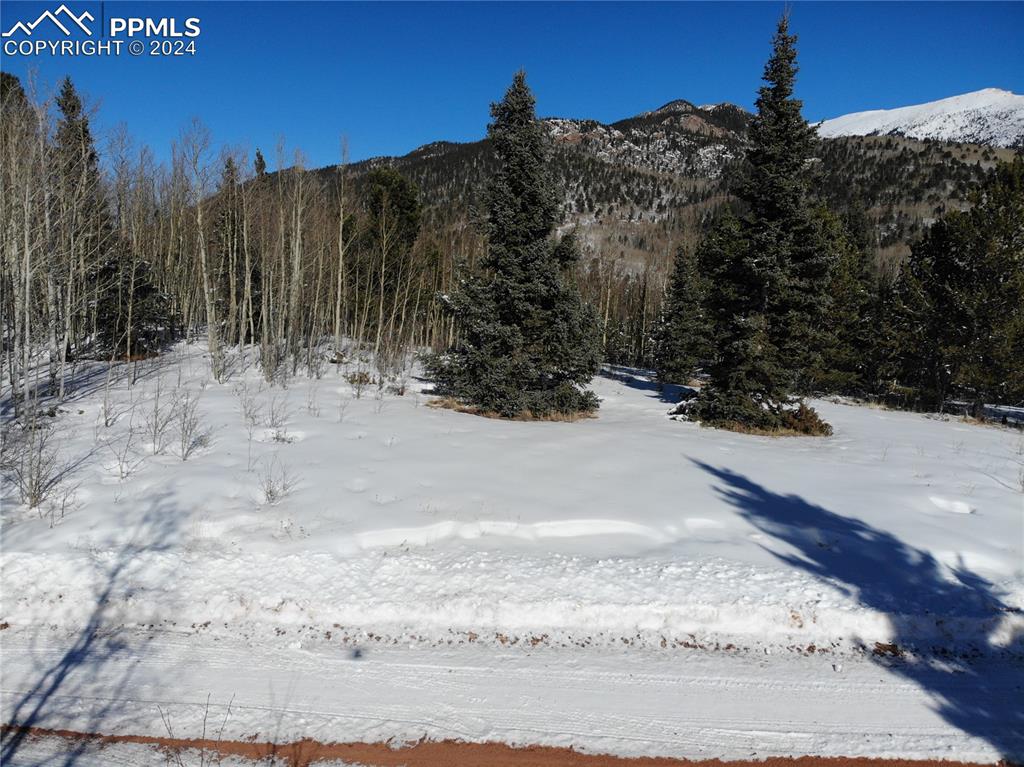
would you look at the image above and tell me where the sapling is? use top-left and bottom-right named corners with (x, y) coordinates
top-left (142, 379), bottom-right (176, 455)
top-left (105, 406), bottom-right (145, 481)
top-left (258, 454), bottom-right (298, 505)
top-left (100, 372), bottom-right (134, 429)
top-left (1017, 435), bottom-right (1024, 494)
top-left (235, 382), bottom-right (264, 471)
top-left (346, 359), bottom-right (372, 399)
top-left (176, 390), bottom-right (208, 461)
top-left (267, 391), bottom-right (292, 442)
top-left (3, 416), bottom-right (62, 508)
top-left (306, 382), bottom-right (321, 417)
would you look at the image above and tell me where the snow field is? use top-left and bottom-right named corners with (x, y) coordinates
top-left (2, 346), bottom-right (1022, 653)
top-left (818, 87), bottom-right (1024, 147)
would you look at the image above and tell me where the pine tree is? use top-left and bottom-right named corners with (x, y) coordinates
top-left (55, 77), bottom-right (109, 260)
top-left (363, 167), bottom-right (422, 362)
top-left (55, 78), bottom-right (116, 354)
top-left (653, 245), bottom-right (711, 385)
top-left (694, 16), bottom-right (833, 435)
top-left (365, 167), bottom-right (421, 252)
top-left (958, 157), bottom-right (1024, 409)
top-left (254, 148), bottom-right (267, 178)
top-left (697, 209), bottom-right (746, 358)
top-left (93, 249), bottom-right (171, 357)
top-left (0, 72), bottom-right (27, 107)
top-left (741, 16), bottom-right (833, 396)
top-left (887, 157), bottom-right (1024, 411)
top-left (887, 217), bottom-right (968, 410)
top-left (811, 207), bottom-right (878, 394)
top-left (429, 72), bottom-right (601, 418)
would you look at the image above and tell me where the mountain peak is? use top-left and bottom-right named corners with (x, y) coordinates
top-left (640, 99), bottom-right (698, 118)
top-left (698, 102), bottom-right (743, 112)
top-left (818, 88), bottom-right (1024, 147)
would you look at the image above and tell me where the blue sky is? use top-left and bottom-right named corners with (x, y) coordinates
top-left (1, 1), bottom-right (1022, 168)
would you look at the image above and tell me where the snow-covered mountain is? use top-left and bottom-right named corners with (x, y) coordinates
top-left (818, 88), bottom-right (1024, 147)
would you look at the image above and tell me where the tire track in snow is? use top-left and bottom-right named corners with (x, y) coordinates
top-left (2, 629), bottom-right (1016, 762)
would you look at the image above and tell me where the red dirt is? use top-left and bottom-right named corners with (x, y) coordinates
top-left (2, 725), bottom-right (1006, 767)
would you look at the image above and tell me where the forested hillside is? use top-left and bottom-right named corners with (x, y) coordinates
top-left (2, 68), bottom-right (1019, 410)
top-left (342, 100), bottom-right (1014, 273)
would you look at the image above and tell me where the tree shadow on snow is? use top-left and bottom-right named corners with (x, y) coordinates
top-left (1, 353), bottom-right (181, 419)
top-left (599, 365), bottom-right (694, 404)
top-left (692, 460), bottom-right (1024, 760)
top-left (1, 491), bottom-right (185, 766)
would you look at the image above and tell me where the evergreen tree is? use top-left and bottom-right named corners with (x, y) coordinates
top-left (695, 210), bottom-right (746, 364)
top-left (56, 77), bottom-right (169, 358)
top-left (957, 157), bottom-right (1024, 408)
top-left (214, 155), bottom-right (241, 344)
top-left (429, 72), bottom-right (601, 418)
top-left (0, 72), bottom-right (27, 108)
top-left (55, 78), bottom-right (115, 353)
top-left (653, 245), bottom-right (712, 385)
top-left (694, 16), bottom-right (833, 434)
top-left (741, 16), bottom-right (834, 396)
top-left (93, 249), bottom-right (172, 357)
top-left (811, 207), bottom-right (878, 394)
top-left (55, 77), bottom-right (108, 254)
top-left (365, 167), bottom-right (421, 252)
top-left (254, 148), bottom-right (267, 177)
top-left (887, 157), bottom-right (1024, 411)
top-left (363, 167), bottom-right (422, 360)
top-left (841, 196), bottom-right (876, 254)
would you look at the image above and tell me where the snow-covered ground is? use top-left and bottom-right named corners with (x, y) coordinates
top-left (2, 345), bottom-right (1023, 763)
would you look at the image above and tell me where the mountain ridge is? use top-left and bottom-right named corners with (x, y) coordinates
top-left (818, 88), bottom-right (1024, 148)
top-left (331, 90), bottom-right (1015, 271)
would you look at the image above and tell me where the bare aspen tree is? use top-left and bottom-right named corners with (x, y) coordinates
top-left (239, 158), bottom-right (257, 348)
top-left (287, 149), bottom-right (307, 371)
top-left (180, 119), bottom-right (224, 381)
top-left (334, 138), bottom-right (351, 361)
top-left (374, 193), bottom-right (394, 363)
top-left (0, 74), bottom-right (41, 414)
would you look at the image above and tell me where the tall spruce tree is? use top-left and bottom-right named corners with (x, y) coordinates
top-left (696, 210), bottom-right (746, 361)
top-left (811, 207), bottom-right (879, 394)
top-left (429, 72), bottom-right (601, 417)
top-left (254, 148), bottom-right (267, 177)
top-left (54, 77), bottom-right (109, 269)
top-left (654, 245), bottom-right (712, 385)
top-left (695, 16), bottom-right (833, 434)
top-left (55, 78), bottom-right (116, 354)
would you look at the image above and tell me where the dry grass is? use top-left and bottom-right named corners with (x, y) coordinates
top-left (705, 405), bottom-right (833, 438)
top-left (703, 421), bottom-right (825, 438)
top-left (828, 396), bottom-right (1022, 433)
top-left (955, 414), bottom-right (1024, 432)
top-left (426, 397), bottom-right (596, 423)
